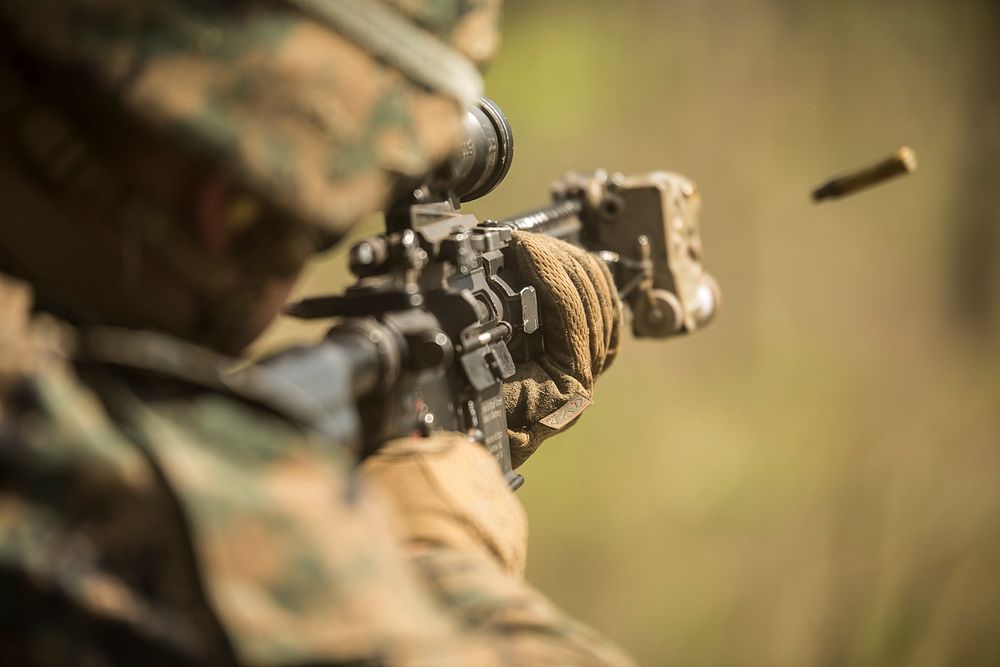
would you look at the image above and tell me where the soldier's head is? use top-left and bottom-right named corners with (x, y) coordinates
top-left (0, 0), bottom-right (500, 353)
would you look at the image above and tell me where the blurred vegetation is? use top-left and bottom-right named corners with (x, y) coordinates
top-left (259, 1), bottom-right (1000, 664)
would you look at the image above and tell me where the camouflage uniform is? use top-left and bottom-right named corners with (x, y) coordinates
top-left (0, 1), bottom-right (635, 665)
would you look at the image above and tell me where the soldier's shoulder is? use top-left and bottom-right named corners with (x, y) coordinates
top-left (0, 276), bottom-right (235, 662)
top-left (0, 275), bottom-right (366, 662)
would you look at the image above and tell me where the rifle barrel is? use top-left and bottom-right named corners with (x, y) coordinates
top-left (494, 199), bottom-right (583, 241)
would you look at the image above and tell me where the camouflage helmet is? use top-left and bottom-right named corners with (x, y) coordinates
top-left (0, 0), bottom-right (501, 351)
top-left (0, 0), bottom-right (500, 238)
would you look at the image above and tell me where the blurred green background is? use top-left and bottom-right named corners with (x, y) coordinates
top-left (259, 2), bottom-right (1000, 665)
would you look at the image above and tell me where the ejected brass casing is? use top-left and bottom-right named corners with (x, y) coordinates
top-left (812, 147), bottom-right (917, 202)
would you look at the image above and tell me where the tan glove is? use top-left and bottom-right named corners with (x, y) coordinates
top-left (359, 432), bottom-right (528, 578)
top-left (503, 232), bottom-right (622, 468)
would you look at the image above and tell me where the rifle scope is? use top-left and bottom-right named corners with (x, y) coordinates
top-left (441, 97), bottom-right (514, 203)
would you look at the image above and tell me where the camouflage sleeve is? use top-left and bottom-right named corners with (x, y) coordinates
top-left (412, 547), bottom-right (637, 667)
top-left (139, 393), bottom-right (636, 667)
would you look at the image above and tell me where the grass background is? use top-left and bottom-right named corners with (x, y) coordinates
top-left (258, 2), bottom-right (1000, 664)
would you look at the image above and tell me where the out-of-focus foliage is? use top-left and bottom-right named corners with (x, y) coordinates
top-left (259, 1), bottom-right (1000, 664)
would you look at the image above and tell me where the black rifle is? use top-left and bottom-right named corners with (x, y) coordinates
top-left (281, 98), bottom-right (718, 489)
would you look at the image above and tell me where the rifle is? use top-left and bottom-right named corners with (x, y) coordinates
top-left (280, 98), bottom-right (718, 489)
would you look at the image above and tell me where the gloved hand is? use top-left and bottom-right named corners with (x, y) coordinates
top-left (502, 231), bottom-right (622, 468)
top-left (359, 432), bottom-right (528, 578)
